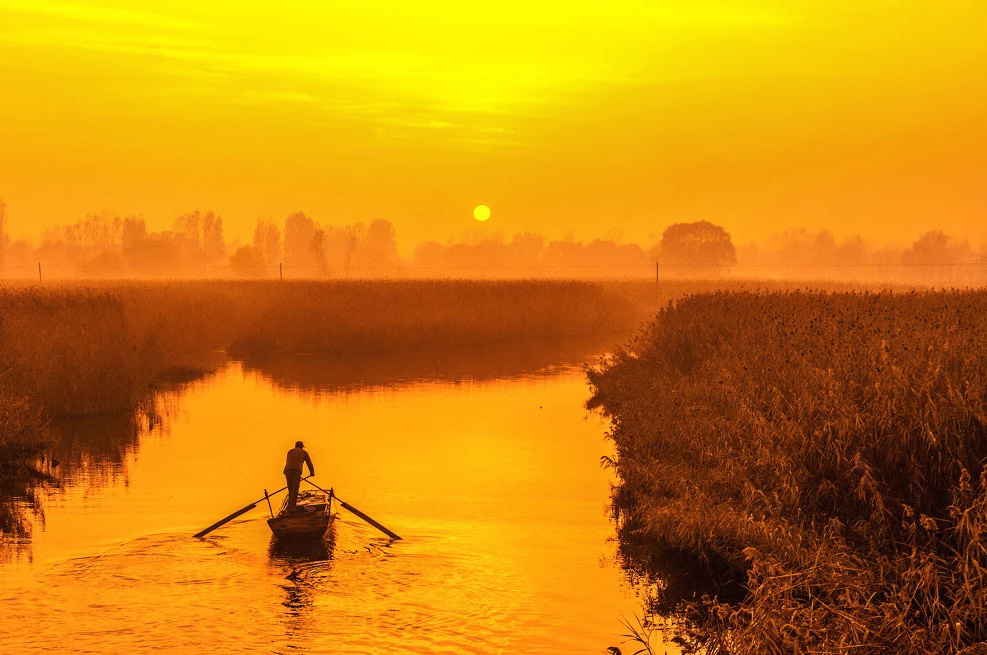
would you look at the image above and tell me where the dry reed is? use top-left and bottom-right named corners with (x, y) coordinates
top-left (589, 290), bottom-right (987, 654)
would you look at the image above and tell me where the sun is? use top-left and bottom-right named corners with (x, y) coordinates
top-left (473, 205), bottom-right (491, 222)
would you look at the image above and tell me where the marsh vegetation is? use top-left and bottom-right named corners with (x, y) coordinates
top-left (590, 290), bottom-right (987, 653)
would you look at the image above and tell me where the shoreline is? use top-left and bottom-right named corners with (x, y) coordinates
top-left (588, 289), bottom-right (987, 653)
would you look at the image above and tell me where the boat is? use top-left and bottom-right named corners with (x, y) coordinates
top-left (267, 489), bottom-right (336, 540)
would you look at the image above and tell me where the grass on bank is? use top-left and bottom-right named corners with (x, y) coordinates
top-left (0, 280), bottom-right (645, 416)
top-left (589, 290), bottom-right (987, 654)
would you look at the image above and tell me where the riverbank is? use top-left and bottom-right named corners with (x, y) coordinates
top-left (0, 279), bottom-right (879, 545)
top-left (588, 290), bottom-right (987, 653)
top-left (0, 278), bottom-right (826, 414)
top-left (0, 280), bottom-right (636, 415)
top-left (0, 279), bottom-right (645, 540)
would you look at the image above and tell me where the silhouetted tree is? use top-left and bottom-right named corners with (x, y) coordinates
top-left (901, 230), bottom-right (976, 284)
top-left (902, 230), bottom-right (956, 266)
top-left (202, 212), bottom-right (224, 262)
top-left (253, 220), bottom-right (281, 265)
top-left (120, 217), bottom-right (183, 273)
top-left (283, 212), bottom-right (323, 272)
top-left (322, 224), bottom-right (361, 275)
top-left (657, 221), bottom-right (736, 272)
top-left (359, 219), bottom-right (400, 272)
top-left (174, 210), bottom-right (225, 264)
top-left (229, 245), bottom-right (266, 277)
top-left (736, 229), bottom-right (903, 281)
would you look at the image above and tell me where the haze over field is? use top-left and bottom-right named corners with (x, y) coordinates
top-left (2, 208), bottom-right (987, 282)
top-left (1, 0), bottom-right (985, 252)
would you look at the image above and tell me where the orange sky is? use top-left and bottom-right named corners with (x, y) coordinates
top-left (1, 1), bottom-right (984, 253)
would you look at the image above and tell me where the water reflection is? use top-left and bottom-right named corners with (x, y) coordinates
top-left (614, 528), bottom-right (746, 649)
top-left (269, 531), bottom-right (338, 643)
top-left (268, 528), bottom-right (337, 564)
top-left (238, 336), bottom-right (614, 393)
top-left (1, 346), bottom-right (682, 654)
top-left (7, 337), bottom-right (615, 554)
top-left (1, 407), bottom-right (151, 558)
top-left (48, 410), bottom-right (147, 487)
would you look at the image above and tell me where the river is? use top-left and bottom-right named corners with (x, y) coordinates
top-left (0, 345), bottom-right (680, 654)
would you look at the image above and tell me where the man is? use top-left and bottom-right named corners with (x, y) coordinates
top-left (284, 440), bottom-right (315, 511)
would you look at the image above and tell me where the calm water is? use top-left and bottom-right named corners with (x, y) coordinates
top-left (1, 350), bottom-right (678, 654)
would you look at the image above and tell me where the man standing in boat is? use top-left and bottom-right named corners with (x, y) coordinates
top-left (284, 441), bottom-right (315, 511)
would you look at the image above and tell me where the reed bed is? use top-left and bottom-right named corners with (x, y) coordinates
top-left (0, 280), bottom-right (642, 415)
top-left (589, 290), bottom-right (987, 654)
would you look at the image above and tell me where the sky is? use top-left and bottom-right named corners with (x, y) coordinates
top-left (1, 0), bottom-right (985, 253)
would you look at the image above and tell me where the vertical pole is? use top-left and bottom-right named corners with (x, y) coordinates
top-left (0, 198), bottom-right (5, 273)
top-left (279, 261), bottom-right (283, 282)
top-left (655, 260), bottom-right (659, 283)
top-left (38, 262), bottom-right (42, 282)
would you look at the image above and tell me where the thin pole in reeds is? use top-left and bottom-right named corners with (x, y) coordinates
top-left (38, 262), bottom-right (42, 282)
top-left (0, 198), bottom-right (5, 272)
top-left (279, 261), bottom-right (283, 282)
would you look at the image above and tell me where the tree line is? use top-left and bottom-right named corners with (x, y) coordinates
top-left (0, 210), bottom-right (985, 280)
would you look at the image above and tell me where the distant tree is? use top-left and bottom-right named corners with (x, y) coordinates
top-left (283, 212), bottom-right (323, 272)
top-left (901, 230), bottom-right (977, 284)
top-left (311, 226), bottom-right (327, 274)
top-left (81, 249), bottom-right (123, 277)
top-left (119, 217), bottom-right (182, 273)
top-left (174, 211), bottom-right (202, 257)
top-left (657, 221), bottom-right (736, 272)
top-left (808, 230), bottom-right (839, 265)
top-left (202, 212), bottom-right (224, 262)
top-left (542, 238), bottom-right (585, 272)
top-left (835, 235), bottom-right (868, 266)
top-left (902, 230), bottom-right (954, 266)
top-left (229, 245), bottom-right (266, 278)
top-left (120, 216), bottom-right (188, 274)
top-left (585, 239), bottom-right (647, 276)
top-left (120, 217), bottom-right (148, 269)
top-left (359, 219), bottom-right (400, 272)
top-left (174, 210), bottom-right (225, 264)
top-left (469, 239), bottom-right (512, 275)
top-left (411, 241), bottom-right (445, 273)
top-left (121, 217), bottom-right (147, 249)
top-left (322, 223), bottom-right (362, 275)
top-left (509, 232), bottom-right (544, 269)
top-left (253, 220), bottom-right (281, 265)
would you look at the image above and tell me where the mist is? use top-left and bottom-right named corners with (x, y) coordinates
top-left (1, 210), bottom-right (985, 284)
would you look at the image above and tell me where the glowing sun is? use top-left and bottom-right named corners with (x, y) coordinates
top-left (473, 205), bottom-right (491, 222)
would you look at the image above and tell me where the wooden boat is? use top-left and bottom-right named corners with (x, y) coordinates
top-left (267, 490), bottom-right (336, 540)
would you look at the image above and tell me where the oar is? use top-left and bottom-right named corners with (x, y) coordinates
top-left (302, 478), bottom-right (401, 540)
top-left (194, 476), bottom-right (311, 538)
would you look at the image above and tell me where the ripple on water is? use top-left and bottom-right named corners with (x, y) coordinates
top-left (2, 529), bottom-right (533, 654)
top-left (1, 364), bottom-right (675, 654)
